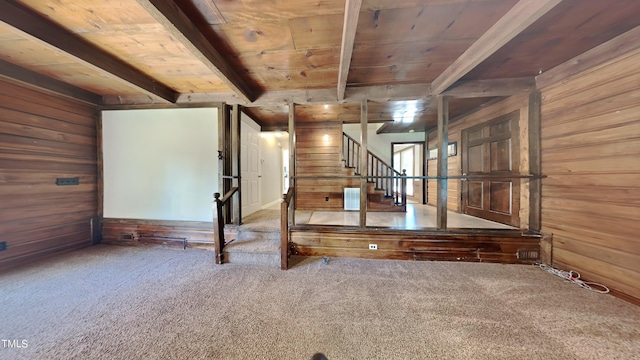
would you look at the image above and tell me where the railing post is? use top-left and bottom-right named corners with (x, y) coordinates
top-left (280, 193), bottom-right (289, 270)
top-left (233, 189), bottom-right (241, 226)
top-left (401, 169), bottom-right (407, 206)
top-left (346, 137), bottom-right (351, 165)
top-left (212, 192), bottom-right (225, 265)
top-left (388, 167), bottom-right (392, 198)
top-left (356, 143), bottom-right (361, 174)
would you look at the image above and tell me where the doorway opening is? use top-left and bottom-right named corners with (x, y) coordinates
top-left (391, 141), bottom-right (425, 204)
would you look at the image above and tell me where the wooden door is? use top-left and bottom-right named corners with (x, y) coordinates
top-left (461, 111), bottom-right (520, 227)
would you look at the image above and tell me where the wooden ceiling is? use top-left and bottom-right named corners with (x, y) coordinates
top-left (0, 0), bottom-right (639, 132)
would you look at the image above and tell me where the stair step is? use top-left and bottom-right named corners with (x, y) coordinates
top-left (222, 225), bottom-right (280, 267)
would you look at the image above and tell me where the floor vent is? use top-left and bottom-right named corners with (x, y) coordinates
top-left (517, 249), bottom-right (539, 260)
top-left (344, 188), bottom-right (360, 210)
top-left (120, 233), bottom-right (135, 241)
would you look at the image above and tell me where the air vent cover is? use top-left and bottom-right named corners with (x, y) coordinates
top-left (517, 249), bottom-right (539, 260)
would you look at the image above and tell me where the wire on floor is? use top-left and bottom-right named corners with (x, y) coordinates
top-left (538, 263), bottom-right (610, 294)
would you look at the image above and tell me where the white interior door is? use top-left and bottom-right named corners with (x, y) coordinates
top-left (282, 149), bottom-right (289, 194)
top-left (241, 117), bottom-right (261, 216)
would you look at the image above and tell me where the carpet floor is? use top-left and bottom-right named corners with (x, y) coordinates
top-left (1, 245), bottom-right (639, 360)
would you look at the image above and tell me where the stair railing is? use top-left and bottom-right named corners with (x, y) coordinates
top-left (342, 132), bottom-right (361, 174)
top-left (213, 187), bottom-right (238, 265)
top-left (342, 133), bottom-right (407, 207)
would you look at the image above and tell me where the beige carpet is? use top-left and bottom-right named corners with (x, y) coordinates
top-left (1, 245), bottom-right (639, 360)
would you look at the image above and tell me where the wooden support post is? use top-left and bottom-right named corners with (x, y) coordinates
top-left (528, 90), bottom-right (542, 232)
top-left (217, 106), bottom-right (226, 200)
top-left (288, 101), bottom-right (296, 225)
top-left (359, 99), bottom-right (368, 228)
top-left (232, 104), bottom-right (241, 225)
top-left (423, 131), bottom-right (429, 204)
top-left (436, 96), bottom-right (449, 229)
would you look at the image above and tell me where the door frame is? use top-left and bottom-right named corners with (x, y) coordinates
top-left (391, 141), bottom-right (426, 204)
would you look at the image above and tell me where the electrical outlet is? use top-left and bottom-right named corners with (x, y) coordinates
top-left (325, 196), bottom-right (329, 201)
top-left (369, 244), bottom-right (377, 250)
top-left (0, 241), bottom-right (7, 251)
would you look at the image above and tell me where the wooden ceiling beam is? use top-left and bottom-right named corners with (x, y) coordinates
top-left (430, 0), bottom-right (563, 95)
top-left (136, 0), bottom-right (257, 104)
top-left (337, 0), bottom-right (362, 100)
top-left (0, 1), bottom-right (177, 104)
top-left (103, 83), bottom-right (432, 107)
top-left (443, 77), bottom-right (535, 98)
top-left (346, 83), bottom-right (430, 101)
top-left (0, 59), bottom-right (102, 105)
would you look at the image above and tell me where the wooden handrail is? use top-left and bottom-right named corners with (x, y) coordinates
top-left (283, 186), bottom-right (294, 205)
top-left (212, 186), bottom-right (239, 265)
top-left (281, 187), bottom-right (295, 270)
top-left (220, 186), bottom-right (238, 204)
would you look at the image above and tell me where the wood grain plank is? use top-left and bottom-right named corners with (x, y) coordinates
top-left (0, 191), bottom-right (96, 209)
top-left (542, 209), bottom-right (640, 238)
top-left (1, 231), bottom-right (91, 261)
top-left (0, 93), bottom-right (97, 126)
top-left (2, 221), bottom-right (88, 246)
top-left (0, 199), bottom-right (96, 223)
top-left (543, 185), bottom-right (640, 206)
top-left (0, 210), bottom-right (95, 235)
top-left (541, 122), bottom-right (640, 151)
top-left (0, 121), bottom-right (95, 146)
top-left (0, 107), bottom-right (96, 137)
top-left (0, 77), bottom-right (97, 117)
top-left (554, 237), bottom-right (640, 273)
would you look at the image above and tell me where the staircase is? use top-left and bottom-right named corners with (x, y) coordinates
top-left (343, 133), bottom-right (407, 212)
top-left (221, 210), bottom-right (281, 267)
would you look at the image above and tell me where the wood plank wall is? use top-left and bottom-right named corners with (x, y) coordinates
top-left (290, 227), bottom-right (540, 264)
top-left (539, 47), bottom-right (640, 302)
top-left (102, 218), bottom-right (219, 250)
top-left (427, 94), bottom-right (531, 228)
top-left (0, 78), bottom-right (98, 271)
top-left (295, 121), bottom-right (359, 210)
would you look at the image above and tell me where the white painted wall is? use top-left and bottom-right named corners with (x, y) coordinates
top-left (343, 123), bottom-right (426, 164)
top-left (102, 108), bottom-right (218, 222)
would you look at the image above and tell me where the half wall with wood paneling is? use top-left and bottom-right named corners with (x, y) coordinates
top-left (101, 218), bottom-right (218, 250)
top-left (538, 41), bottom-right (640, 302)
top-left (0, 78), bottom-right (98, 271)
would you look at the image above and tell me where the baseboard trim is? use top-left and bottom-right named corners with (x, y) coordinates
top-left (261, 198), bottom-right (282, 210)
